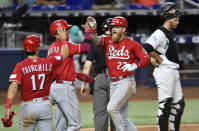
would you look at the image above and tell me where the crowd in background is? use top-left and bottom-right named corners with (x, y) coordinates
top-left (1, 0), bottom-right (198, 11)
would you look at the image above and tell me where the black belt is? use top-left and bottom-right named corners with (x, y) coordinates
top-left (96, 69), bottom-right (108, 77)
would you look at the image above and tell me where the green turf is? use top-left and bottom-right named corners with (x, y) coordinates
top-left (0, 99), bottom-right (199, 130)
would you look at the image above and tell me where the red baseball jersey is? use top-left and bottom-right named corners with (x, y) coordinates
top-left (100, 35), bottom-right (149, 77)
top-left (9, 55), bottom-right (64, 101)
top-left (47, 40), bottom-right (81, 81)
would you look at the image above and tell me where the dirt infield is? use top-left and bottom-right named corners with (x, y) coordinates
top-left (77, 86), bottom-right (199, 102)
top-left (0, 86), bottom-right (199, 104)
top-left (80, 124), bottom-right (199, 131)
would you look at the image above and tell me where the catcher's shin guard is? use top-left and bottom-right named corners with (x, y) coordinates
top-left (169, 97), bottom-right (185, 131)
top-left (157, 97), bottom-right (173, 131)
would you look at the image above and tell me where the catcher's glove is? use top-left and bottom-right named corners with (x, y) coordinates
top-left (75, 73), bottom-right (93, 83)
top-left (1, 111), bottom-right (16, 127)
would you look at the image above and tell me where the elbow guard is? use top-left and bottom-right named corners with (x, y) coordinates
top-left (143, 43), bottom-right (154, 53)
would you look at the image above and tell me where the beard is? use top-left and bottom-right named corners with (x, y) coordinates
top-left (170, 21), bottom-right (177, 30)
top-left (112, 31), bottom-right (123, 43)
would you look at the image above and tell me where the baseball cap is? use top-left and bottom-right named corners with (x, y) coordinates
top-left (70, 25), bottom-right (80, 42)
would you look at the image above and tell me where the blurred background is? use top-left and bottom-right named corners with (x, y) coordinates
top-left (0, 0), bottom-right (199, 89)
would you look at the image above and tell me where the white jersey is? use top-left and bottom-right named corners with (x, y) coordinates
top-left (146, 29), bottom-right (179, 69)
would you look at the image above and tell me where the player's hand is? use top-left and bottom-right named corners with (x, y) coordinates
top-left (150, 57), bottom-right (157, 67)
top-left (81, 84), bottom-right (89, 96)
top-left (122, 63), bottom-right (138, 72)
top-left (87, 16), bottom-right (97, 29)
top-left (57, 25), bottom-right (66, 40)
top-left (81, 22), bottom-right (90, 30)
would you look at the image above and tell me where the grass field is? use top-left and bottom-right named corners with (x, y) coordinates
top-left (0, 99), bottom-right (199, 130)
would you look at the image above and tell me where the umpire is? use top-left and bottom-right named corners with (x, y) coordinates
top-left (81, 18), bottom-right (115, 131)
top-left (143, 2), bottom-right (185, 131)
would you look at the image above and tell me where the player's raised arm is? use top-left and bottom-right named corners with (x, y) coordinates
top-left (82, 16), bottom-right (102, 46)
top-left (56, 26), bottom-right (69, 59)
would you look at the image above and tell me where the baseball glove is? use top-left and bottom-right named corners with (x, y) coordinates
top-left (87, 16), bottom-right (97, 29)
top-left (75, 73), bottom-right (93, 83)
top-left (1, 111), bottom-right (16, 127)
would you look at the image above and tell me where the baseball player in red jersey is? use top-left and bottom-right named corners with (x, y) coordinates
top-left (84, 16), bottom-right (150, 131)
top-left (3, 33), bottom-right (68, 131)
top-left (48, 19), bottom-right (91, 131)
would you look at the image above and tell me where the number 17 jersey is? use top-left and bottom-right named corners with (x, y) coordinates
top-left (9, 55), bottom-right (63, 101)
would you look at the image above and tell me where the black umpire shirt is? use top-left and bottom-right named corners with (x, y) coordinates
top-left (86, 43), bottom-right (107, 74)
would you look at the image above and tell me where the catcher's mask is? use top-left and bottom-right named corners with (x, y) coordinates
top-left (101, 18), bottom-right (113, 32)
top-left (157, 2), bottom-right (183, 21)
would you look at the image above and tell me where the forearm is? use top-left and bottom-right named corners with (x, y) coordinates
top-left (148, 51), bottom-right (163, 64)
top-left (60, 45), bottom-right (69, 60)
top-left (91, 33), bottom-right (101, 46)
top-left (136, 56), bottom-right (150, 68)
top-left (80, 30), bottom-right (92, 53)
top-left (82, 61), bottom-right (92, 86)
top-left (6, 82), bottom-right (18, 108)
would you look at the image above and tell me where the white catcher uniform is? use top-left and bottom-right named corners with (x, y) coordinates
top-left (145, 26), bottom-right (185, 131)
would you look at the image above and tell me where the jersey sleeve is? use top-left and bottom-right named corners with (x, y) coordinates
top-left (9, 63), bottom-right (23, 84)
top-left (67, 42), bottom-right (81, 56)
top-left (133, 42), bottom-right (150, 68)
top-left (99, 35), bottom-right (109, 49)
top-left (145, 30), bottom-right (163, 49)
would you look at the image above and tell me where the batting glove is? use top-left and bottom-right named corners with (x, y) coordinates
top-left (122, 63), bottom-right (138, 72)
top-left (87, 16), bottom-right (97, 29)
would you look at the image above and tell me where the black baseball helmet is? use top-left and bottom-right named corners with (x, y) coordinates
top-left (101, 18), bottom-right (113, 32)
top-left (157, 2), bottom-right (183, 20)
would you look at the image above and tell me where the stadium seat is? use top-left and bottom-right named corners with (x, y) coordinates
top-left (3, 5), bottom-right (18, 11)
top-left (123, 4), bottom-right (147, 10)
top-left (149, 4), bottom-right (161, 9)
top-left (29, 5), bottom-right (42, 11)
top-left (66, 0), bottom-right (93, 10)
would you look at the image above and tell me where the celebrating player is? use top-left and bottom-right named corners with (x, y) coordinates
top-left (48, 19), bottom-right (91, 131)
top-left (3, 34), bottom-right (68, 131)
top-left (81, 18), bottom-right (116, 131)
top-left (143, 2), bottom-right (185, 131)
top-left (83, 16), bottom-right (150, 131)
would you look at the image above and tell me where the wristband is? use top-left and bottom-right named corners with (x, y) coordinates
top-left (5, 98), bottom-right (12, 108)
top-left (89, 28), bottom-right (97, 33)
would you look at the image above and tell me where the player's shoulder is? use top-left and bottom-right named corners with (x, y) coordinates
top-left (18, 58), bottom-right (30, 65)
top-left (152, 29), bottom-right (165, 38)
top-left (101, 34), bottom-right (111, 39)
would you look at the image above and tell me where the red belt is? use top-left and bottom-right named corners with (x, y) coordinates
top-left (55, 80), bottom-right (75, 85)
top-left (109, 75), bottom-right (129, 82)
top-left (24, 96), bottom-right (49, 102)
top-left (56, 80), bottom-right (64, 84)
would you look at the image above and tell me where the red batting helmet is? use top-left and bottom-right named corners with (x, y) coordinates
top-left (111, 16), bottom-right (128, 28)
top-left (24, 35), bottom-right (41, 52)
top-left (49, 19), bottom-right (72, 36)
